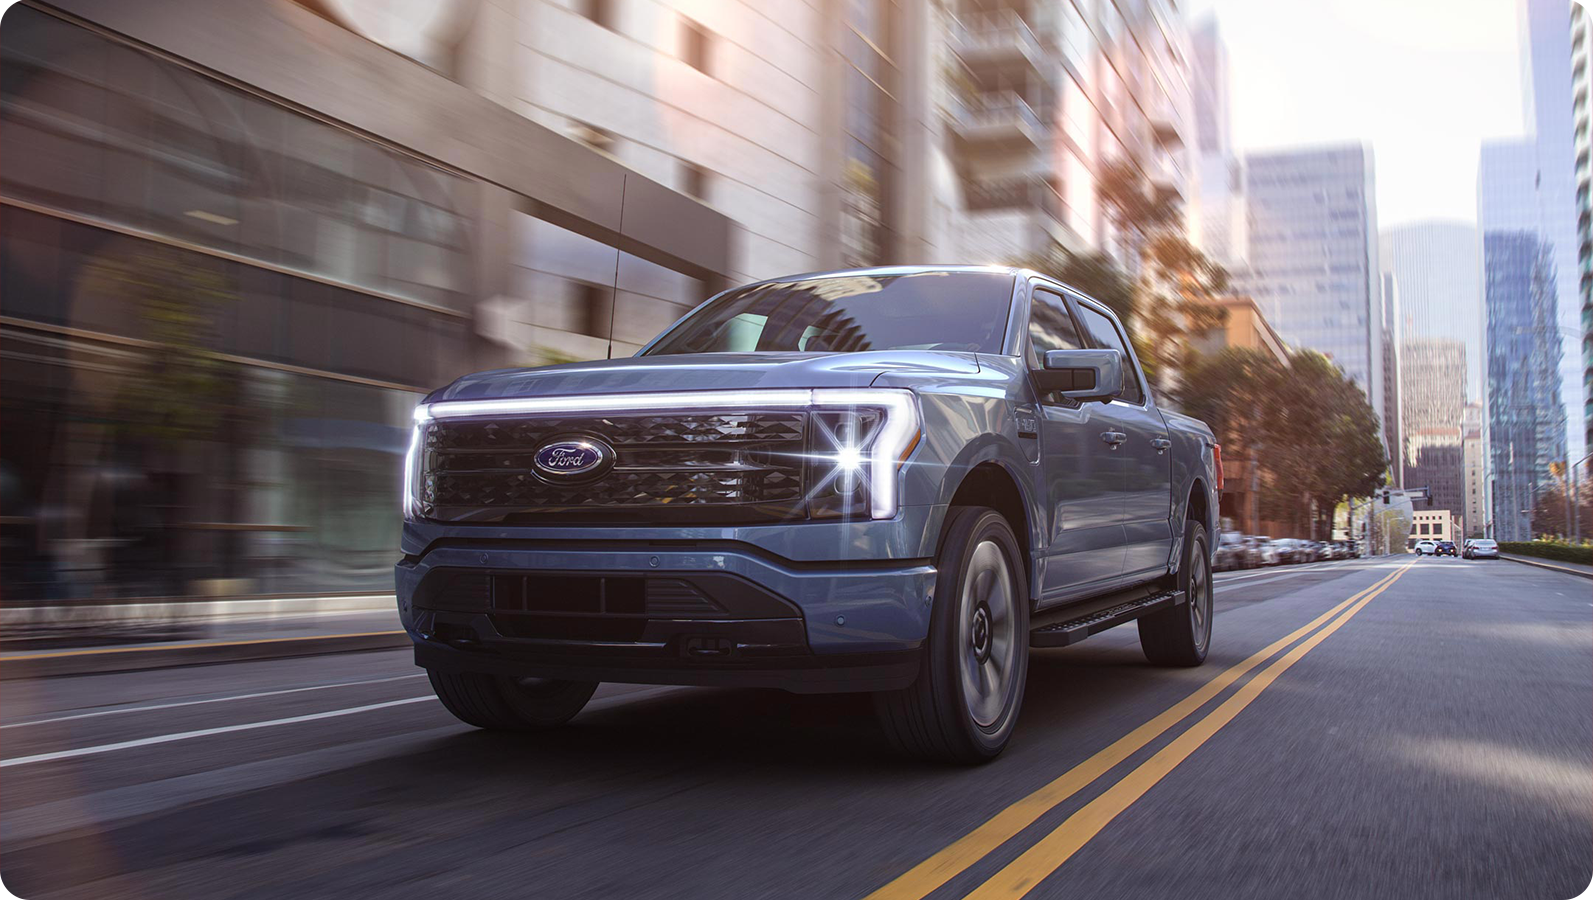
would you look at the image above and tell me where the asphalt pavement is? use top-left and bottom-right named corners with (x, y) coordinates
top-left (1, 555), bottom-right (1588, 900)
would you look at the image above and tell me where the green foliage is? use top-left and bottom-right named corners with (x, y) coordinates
top-left (1497, 541), bottom-right (1593, 565)
top-left (1011, 248), bottom-right (1134, 323)
top-left (1176, 347), bottom-right (1388, 539)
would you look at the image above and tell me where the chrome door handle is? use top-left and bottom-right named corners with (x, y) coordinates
top-left (1101, 431), bottom-right (1127, 446)
top-left (1150, 437), bottom-right (1172, 453)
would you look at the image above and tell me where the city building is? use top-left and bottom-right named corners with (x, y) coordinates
top-left (1519, 0), bottom-right (1586, 462)
top-left (1188, 16), bottom-right (1242, 267)
top-left (1380, 222), bottom-right (1484, 514)
top-left (1463, 402), bottom-right (1488, 538)
top-left (1574, 0), bottom-right (1593, 456)
top-left (1381, 268), bottom-right (1403, 484)
top-left (1481, 230), bottom-right (1569, 540)
top-left (1409, 509), bottom-right (1461, 545)
top-left (1239, 144), bottom-right (1385, 446)
top-left (945, 0), bottom-right (1193, 268)
top-left (0, 0), bottom-right (957, 602)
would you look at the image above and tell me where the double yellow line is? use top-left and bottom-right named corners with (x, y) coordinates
top-left (867, 561), bottom-right (1414, 900)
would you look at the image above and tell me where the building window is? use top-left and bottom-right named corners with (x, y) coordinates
top-left (581, 0), bottom-right (615, 30)
top-left (681, 17), bottom-right (711, 75)
top-left (681, 160), bottom-right (709, 201)
top-left (578, 282), bottom-right (613, 338)
top-left (1419, 523), bottom-right (1430, 535)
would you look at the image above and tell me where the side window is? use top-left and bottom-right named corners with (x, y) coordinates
top-left (1073, 303), bottom-right (1146, 405)
top-left (1027, 288), bottom-right (1084, 369)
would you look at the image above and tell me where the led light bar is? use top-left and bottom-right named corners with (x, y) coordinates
top-left (409, 389), bottom-right (922, 519)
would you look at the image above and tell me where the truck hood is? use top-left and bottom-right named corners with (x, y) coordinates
top-left (427, 351), bottom-right (980, 402)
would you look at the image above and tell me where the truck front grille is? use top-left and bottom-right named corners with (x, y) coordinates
top-left (417, 411), bottom-right (808, 523)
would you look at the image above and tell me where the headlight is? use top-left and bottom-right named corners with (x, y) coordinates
top-left (403, 403), bottom-right (432, 521)
top-left (806, 389), bottom-right (921, 520)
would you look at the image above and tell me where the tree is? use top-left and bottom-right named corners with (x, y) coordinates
top-left (1177, 348), bottom-right (1387, 539)
top-left (1530, 485), bottom-right (1593, 540)
top-left (1011, 246), bottom-right (1134, 323)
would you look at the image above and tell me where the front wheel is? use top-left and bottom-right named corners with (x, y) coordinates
top-left (874, 506), bottom-right (1029, 764)
top-left (1139, 519), bottom-right (1213, 667)
top-left (427, 670), bottom-right (598, 731)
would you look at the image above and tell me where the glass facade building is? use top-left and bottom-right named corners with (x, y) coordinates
top-left (1240, 144), bottom-right (1385, 442)
top-left (1483, 231), bottom-right (1569, 540)
top-left (0, 2), bottom-right (731, 602)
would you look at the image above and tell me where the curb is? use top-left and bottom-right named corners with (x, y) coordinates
top-left (0, 631), bottom-right (411, 680)
top-left (1500, 555), bottom-right (1593, 580)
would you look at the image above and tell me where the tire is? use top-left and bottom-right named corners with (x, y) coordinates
top-left (427, 669), bottom-right (598, 731)
top-left (874, 506), bottom-right (1029, 764)
top-left (1139, 519), bottom-right (1213, 667)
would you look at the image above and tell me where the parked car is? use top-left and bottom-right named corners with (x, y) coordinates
top-left (1215, 532), bottom-right (1250, 571)
top-left (1241, 535), bottom-right (1267, 568)
top-left (1435, 540), bottom-right (1458, 557)
top-left (1414, 539), bottom-right (1438, 556)
top-left (396, 266), bottom-right (1222, 763)
top-left (1464, 539), bottom-right (1500, 560)
top-left (1257, 538), bottom-right (1281, 566)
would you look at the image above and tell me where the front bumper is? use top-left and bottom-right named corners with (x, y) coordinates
top-left (395, 537), bottom-right (938, 693)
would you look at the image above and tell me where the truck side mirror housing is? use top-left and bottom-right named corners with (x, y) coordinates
top-left (1034, 349), bottom-right (1123, 402)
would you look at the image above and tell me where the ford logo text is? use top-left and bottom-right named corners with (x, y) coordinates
top-left (532, 438), bottom-right (613, 482)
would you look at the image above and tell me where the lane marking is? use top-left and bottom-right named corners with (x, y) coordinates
top-left (1, 674), bottom-right (428, 729)
top-left (0, 696), bottom-right (437, 768)
top-left (863, 564), bottom-right (1408, 900)
top-left (965, 562), bottom-right (1412, 899)
top-left (0, 630), bottom-right (406, 662)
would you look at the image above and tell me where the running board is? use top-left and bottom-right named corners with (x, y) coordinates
top-left (1029, 588), bottom-right (1185, 648)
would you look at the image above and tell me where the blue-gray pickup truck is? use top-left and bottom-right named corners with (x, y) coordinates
top-left (397, 266), bottom-right (1221, 762)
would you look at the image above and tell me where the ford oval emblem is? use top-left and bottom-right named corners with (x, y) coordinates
top-left (532, 437), bottom-right (614, 482)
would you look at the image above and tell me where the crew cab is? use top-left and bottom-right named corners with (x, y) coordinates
top-left (396, 266), bottom-right (1220, 762)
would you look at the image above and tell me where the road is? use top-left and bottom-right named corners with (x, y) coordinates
top-left (2, 556), bottom-right (1589, 899)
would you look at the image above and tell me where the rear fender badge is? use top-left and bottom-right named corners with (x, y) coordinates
top-left (532, 437), bottom-right (615, 482)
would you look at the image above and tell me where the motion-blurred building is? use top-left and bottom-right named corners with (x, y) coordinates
top-left (944, 0), bottom-right (1193, 267)
top-left (1238, 144), bottom-right (1386, 447)
top-left (1379, 222), bottom-right (1484, 522)
top-left (1574, 0), bottom-right (1593, 457)
top-left (1187, 16), bottom-right (1242, 268)
top-left (1480, 229), bottom-right (1569, 540)
top-left (1518, 0), bottom-right (1585, 463)
top-left (0, 0), bottom-right (736, 599)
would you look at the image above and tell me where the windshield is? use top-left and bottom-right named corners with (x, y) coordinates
top-left (643, 271), bottom-right (1014, 356)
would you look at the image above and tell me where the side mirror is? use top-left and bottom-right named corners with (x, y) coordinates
top-left (1033, 349), bottom-right (1123, 402)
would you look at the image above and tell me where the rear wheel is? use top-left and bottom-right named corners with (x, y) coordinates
top-left (1139, 519), bottom-right (1213, 667)
top-left (427, 670), bottom-right (598, 731)
top-left (874, 506), bottom-right (1029, 764)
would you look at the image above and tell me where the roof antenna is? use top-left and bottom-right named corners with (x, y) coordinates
top-left (605, 174), bottom-right (627, 360)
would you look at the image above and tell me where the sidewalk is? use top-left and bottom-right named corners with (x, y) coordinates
top-left (0, 602), bottom-right (406, 679)
top-left (1499, 553), bottom-right (1593, 579)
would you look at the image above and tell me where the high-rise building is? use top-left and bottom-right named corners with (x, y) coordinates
top-left (1518, 0), bottom-right (1585, 461)
top-left (1240, 144), bottom-right (1385, 444)
top-left (1482, 230), bottom-right (1569, 540)
top-left (1463, 402), bottom-right (1488, 538)
top-left (946, 0), bottom-right (1193, 268)
top-left (1188, 16), bottom-right (1243, 267)
top-left (1380, 222), bottom-right (1484, 516)
top-left (1573, 0), bottom-right (1593, 457)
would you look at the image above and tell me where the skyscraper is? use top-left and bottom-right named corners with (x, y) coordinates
top-left (1483, 230), bottom-right (1568, 540)
top-left (1380, 222), bottom-right (1484, 516)
top-left (1241, 144), bottom-right (1385, 443)
top-left (1573, 0), bottom-right (1593, 456)
top-left (1189, 16), bottom-right (1243, 267)
top-left (1518, 0), bottom-right (1585, 460)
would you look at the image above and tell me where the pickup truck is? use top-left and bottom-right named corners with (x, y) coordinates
top-left (397, 266), bottom-right (1221, 763)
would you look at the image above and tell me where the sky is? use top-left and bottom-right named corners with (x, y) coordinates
top-left (1189, 0), bottom-right (1526, 227)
